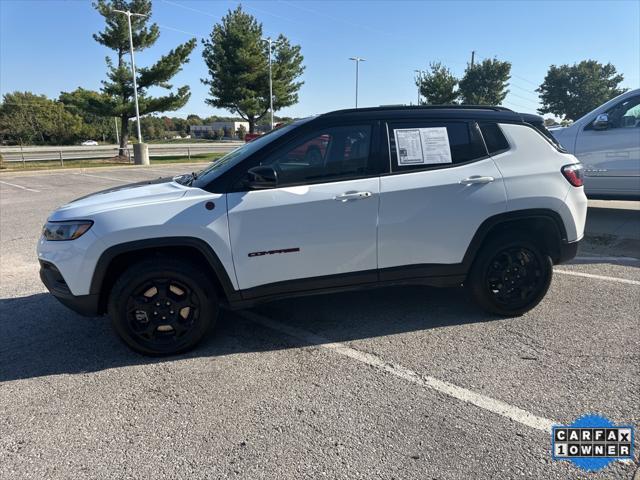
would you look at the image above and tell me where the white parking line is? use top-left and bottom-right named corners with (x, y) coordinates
top-left (0, 180), bottom-right (40, 193)
top-left (74, 172), bottom-right (131, 182)
top-left (144, 169), bottom-right (188, 176)
top-left (573, 256), bottom-right (640, 264)
top-left (138, 167), bottom-right (177, 176)
top-left (240, 310), bottom-right (556, 433)
top-left (555, 269), bottom-right (640, 286)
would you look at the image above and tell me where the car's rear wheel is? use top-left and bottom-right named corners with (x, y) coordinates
top-left (468, 234), bottom-right (552, 316)
top-left (108, 258), bottom-right (219, 356)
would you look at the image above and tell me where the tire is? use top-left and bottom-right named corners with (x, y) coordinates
top-left (107, 258), bottom-right (219, 356)
top-left (467, 233), bottom-right (553, 316)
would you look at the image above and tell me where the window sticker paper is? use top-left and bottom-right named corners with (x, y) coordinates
top-left (394, 127), bottom-right (453, 165)
top-left (394, 128), bottom-right (424, 165)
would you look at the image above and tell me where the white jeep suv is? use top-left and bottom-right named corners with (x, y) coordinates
top-left (38, 106), bottom-right (587, 355)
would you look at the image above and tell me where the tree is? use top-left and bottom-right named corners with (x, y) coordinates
top-left (0, 92), bottom-right (84, 145)
top-left (236, 124), bottom-right (247, 140)
top-left (88, 0), bottom-right (196, 153)
top-left (536, 60), bottom-right (627, 121)
top-left (132, 115), bottom-right (166, 140)
top-left (59, 88), bottom-right (116, 142)
top-left (458, 58), bottom-right (511, 105)
top-left (171, 117), bottom-right (189, 136)
top-left (160, 116), bottom-right (172, 132)
top-left (417, 62), bottom-right (458, 105)
top-left (201, 6), bottom-right (305, 133)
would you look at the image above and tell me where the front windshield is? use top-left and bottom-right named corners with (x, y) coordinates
top-left (189, 119), bottom-right (311, 189)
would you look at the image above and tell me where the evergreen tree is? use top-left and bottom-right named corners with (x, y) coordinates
top-left (201, 6), bottom-right (304, 133)
top-left (87, 0), bottom-right (196, 153)
top-left (417, 62), bottom-right (459, 105)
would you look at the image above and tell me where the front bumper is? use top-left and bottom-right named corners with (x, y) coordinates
top-left (39, 260), bottom-right (100, 316)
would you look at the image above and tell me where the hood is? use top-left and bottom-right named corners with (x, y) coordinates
top-left (50, 177), bottom-right (190, 220)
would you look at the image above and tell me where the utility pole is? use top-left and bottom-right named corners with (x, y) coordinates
top-left (113, 9), bottom-right (145, 143)
top-left (414, 69), bottom-right (424, 105)
top-left (262, 37), bottom-right (280, 130)
top-left (349, 57), bottom-right (366, 108)
top-left (470, 50), bottom-right (476, 67)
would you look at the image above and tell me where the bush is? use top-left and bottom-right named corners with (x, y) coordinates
top-left (236, 125), bottom-right (247, 140)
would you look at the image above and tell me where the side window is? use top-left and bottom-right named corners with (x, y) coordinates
top-left (478, 122), bottom-right (510, 154)
top-left (253, 125), bottom-right (372, 187)
top-left (388, 121), bottom-right (486, 173)
top-left (528, 121), bottom-right (567, 152)
top-left (606, 95), bottom-right (640, 129)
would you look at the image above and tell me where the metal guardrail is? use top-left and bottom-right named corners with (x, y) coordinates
top-left (0, 142), bottom-right (242, 166)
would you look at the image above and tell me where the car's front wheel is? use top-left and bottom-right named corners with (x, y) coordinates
top-left (108, 258), bottom-right (219, 355)
top-left (468, 234), bottom-right (553, 316)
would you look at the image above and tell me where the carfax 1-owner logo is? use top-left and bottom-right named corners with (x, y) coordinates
top-left (552, 414), bottom-right (635, 472)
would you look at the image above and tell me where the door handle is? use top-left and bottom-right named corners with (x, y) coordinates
top-left (334, 191), bottom-right (373, 202)
top-left (459, 175), bottom-right (495, 185)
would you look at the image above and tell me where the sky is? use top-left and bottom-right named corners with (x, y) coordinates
top-left (1, 0), bottom-right (639, 119)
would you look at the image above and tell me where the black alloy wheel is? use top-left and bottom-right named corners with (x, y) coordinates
top-left (468, 235), bottom-right (553, 316)
top-left (484, 246), bottom-right (543, 308)
top-left (127, 278), bottom-right (200, 344)
top-left (108, 258), bottom-right (218, 356)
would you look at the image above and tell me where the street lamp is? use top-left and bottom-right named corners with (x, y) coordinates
top-left (349, 57), bottom-right (366, 108)
top-left (114, 117), bottom-right (119, 145)
top-left (414, 69), bottom-right (424, 106)
top-left (113, 9), bottom-right (146, 144)
top-left (262, 37), bottom-right (281, 131)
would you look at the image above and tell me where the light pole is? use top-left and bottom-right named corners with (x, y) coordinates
top-left (114, 117), bottom-right (119, 145)
top-left (113, 9), bottom-right (146, 143)
top-left (349, 57), bottom-right (366, 108)
top-left (414, 69), bottom-right (424, 106)
top-left (262, 37), bottom-right (280, 130)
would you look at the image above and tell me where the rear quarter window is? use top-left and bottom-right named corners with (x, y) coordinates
top-left (478, 122), bottom-right (510, 155)
top-left (529, 122), bottom-right (567, 152)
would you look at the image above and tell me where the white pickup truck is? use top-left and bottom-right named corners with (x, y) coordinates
top-left (551, 89), bottom-right (640, 199)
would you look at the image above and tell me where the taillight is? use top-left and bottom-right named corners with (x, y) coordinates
top-left (562, 164), bottom-right (584, 187)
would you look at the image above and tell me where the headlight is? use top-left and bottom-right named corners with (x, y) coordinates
top-left (42, 220), bottom-right (93, 241)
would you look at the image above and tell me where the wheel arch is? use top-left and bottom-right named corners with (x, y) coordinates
top-left (91, 237), bottom-right (239, 315)
top-left (462, 209), bottom-right (568, 270)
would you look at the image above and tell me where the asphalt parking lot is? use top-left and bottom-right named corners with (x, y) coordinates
top-left (1, 164), bottom-right (639, 479)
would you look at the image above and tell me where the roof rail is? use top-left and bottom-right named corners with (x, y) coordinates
top-left (322, 104), bottom-right (514, 115)
top-left (387, 104), bottom-right (513, 112)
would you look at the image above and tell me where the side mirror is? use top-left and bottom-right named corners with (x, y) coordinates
top-left (592, 113), bottom-right (609, 130)
top-left (246, 165), bottom-right (278, 189)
